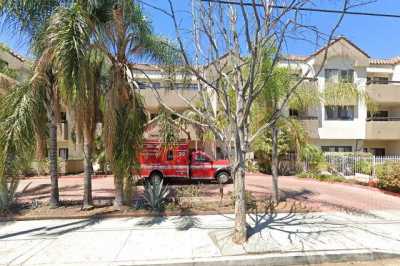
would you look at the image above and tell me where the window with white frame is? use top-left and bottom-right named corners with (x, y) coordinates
top-left (325, 105), bottom-right (355, 120)
top-left (321, 146), bottom-right (352, 152)
top-left (325, 69), bottom-right (354, 83)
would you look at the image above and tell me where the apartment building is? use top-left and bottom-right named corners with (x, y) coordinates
top-left (280, 37), bottom-right (400, 156)
top-left (56, 63), bottom-right (208, 173)
top-left (130, 64), bottom-right (221, 157)
top-left (0, 45), bottom-right (30, 95)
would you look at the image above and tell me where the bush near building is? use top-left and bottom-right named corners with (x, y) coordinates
top-left (375, 162), bottom-right (400, 193)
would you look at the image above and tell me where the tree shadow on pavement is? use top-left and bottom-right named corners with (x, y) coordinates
top-left (246, 199), bottom-right (345, 246)
top-left (136, 216), bottom-right (167, 227)
top-left (0, 211), bottom-right (118, 239)
top-left (171, 208), bottom-right (201, 231)
top-left (136, 208), bottom-right (201, 231)
top-left (244, 198), bottom-right (400, 252)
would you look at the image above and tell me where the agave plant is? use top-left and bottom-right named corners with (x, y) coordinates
top-left (143, 179), bottom-right (170, 213)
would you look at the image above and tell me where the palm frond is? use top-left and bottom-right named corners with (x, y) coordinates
top-left (0, 81), bottom-right (46, 209)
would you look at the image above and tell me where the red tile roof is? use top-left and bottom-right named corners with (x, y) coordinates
top-left (369, 57), bottom-right (400, 65)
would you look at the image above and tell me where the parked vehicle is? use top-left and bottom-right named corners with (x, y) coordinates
top-left (139, 140), bottom-right (231, 183)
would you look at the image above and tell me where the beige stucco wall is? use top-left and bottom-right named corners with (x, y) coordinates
top-left (365, 121), bottom-right (400, 140)
top-left (363, 140), bottom-right (400, 155)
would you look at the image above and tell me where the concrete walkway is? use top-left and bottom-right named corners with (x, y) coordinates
top-left (1, 211), bottom-right (400, 266)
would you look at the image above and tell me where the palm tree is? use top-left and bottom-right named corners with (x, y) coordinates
top-left (0, 0), bottom-right (67, 208)
top-left (98, 1), bottom-right (175, 207)
top-left (0, 81), bottom-right (47, 211)
top-left (42, 0), bottom-right (177, 208)
top-left (42, 2), bottom-right (107, 209)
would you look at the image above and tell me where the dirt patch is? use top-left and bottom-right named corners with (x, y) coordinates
top-left (0, 197), bottom-right (314, 221)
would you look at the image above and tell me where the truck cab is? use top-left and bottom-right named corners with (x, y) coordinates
top-left (139, 140), bottom-right (231, 183)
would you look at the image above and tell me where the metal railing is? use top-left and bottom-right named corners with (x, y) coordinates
top-left (366, 80), bottom-right (400, 85)
top-left (366, 116), bottom-right (400, 121)
top-left (293, 116), bottom-right (319, 120)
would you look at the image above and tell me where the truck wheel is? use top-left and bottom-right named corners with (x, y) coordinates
top-left (149, 172), bottom-right (162, 185)
top-left (216, 172), bottom-right (230, 184)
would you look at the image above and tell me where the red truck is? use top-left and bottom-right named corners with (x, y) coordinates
top-left (139, 140), bottom-right (231, 184)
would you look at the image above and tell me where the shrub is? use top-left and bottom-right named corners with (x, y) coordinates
top-left (375, 162), bottom-right (400, 193)
top-left (175, 185), bottom-right (200, 198)
top-left (300, 144), bottom-right (325, 173)
top-left (245, 159), bottom-right (259, 173)
top-left (229, 191), bottom-right (257, 210)
top-left (143, 179), bottom-right (170, 212)
top-left (357, 159), bottom-right (372, 175)
top-left (297, 172), bottom-right (345, 183)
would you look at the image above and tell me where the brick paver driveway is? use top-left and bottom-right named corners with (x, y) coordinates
top-left (16, 174), bottom-right (400, 212)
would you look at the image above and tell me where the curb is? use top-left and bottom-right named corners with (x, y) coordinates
top-left (113, 249), bottom-right (400, 266)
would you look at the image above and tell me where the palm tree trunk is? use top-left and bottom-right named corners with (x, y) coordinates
top-left (114, 174), bottom-right (124, 208)
top-left (123, 175), bottom-right (133, 206)
top-left (49, 120), bottom-right (59, 208)
top-left (82, 129), bottom-right (93, 210)
top-left (0, 176), bottom-right (8, 211)
top-left (35, 132), bottom-right (47, 161)
top-left (271, 125), bottom-right (280, 203)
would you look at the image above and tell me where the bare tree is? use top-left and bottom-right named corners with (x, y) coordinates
top-left (140, 0), bottom-right (357, 244)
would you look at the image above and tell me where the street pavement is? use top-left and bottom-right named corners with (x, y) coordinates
top-left (1, 211), bottom-right (400, 266)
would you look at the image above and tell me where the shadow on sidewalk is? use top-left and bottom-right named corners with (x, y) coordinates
top-left (0, 210), bottom-right (118, 239)
top-left (135, 208), bottom-right (201, 231)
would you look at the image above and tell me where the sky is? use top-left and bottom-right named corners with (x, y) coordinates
top-left (1, 0), bottom-right (399, 60)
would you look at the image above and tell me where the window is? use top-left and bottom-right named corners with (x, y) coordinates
top-left (58, 148), bottom-right (69, 160)
top-left (325, 69), bottom-right (354, 83)
top-left (367, 110), bottom-right (388, 121)
top-left (370, 148), bottom-right (385, 156)
top-left (340, 70), bottom-right (354, 83)
top-left (138, 82), bottom-right (148, 89)
top-left (188, 84), bottom-right (199, 90)
top-left (321, 146), bottom-right (352, 152)
top-left (367, 76), bottom-right (389, 84)
top-left (325, 106), bottom-right (354, 120)
top-left (325, 69), bottom-right (339, 83)
top-left (195, 153), bottom-right (210, 162)
top-left (173, 83), bottom-right (184, 90)
top-left (167, 150), bottom-right (173, 161)
top-left (289, 109), bottom-right (299, 117)
top-left (151, 82), bottom-right (160, 89)
top-left (172, 83), bottom-right (198, 90)
top-left (60, 112), bottom-right (67, 123)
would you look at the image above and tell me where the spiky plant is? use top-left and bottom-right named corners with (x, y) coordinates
top-left (143, 179), bottom-right (170, 213)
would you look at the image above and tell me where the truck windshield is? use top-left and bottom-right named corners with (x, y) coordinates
top-left (194, 152), bottom-right (211, 162)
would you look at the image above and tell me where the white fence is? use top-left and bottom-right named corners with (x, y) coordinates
top-left (322, 153), bottom-right (400, 177)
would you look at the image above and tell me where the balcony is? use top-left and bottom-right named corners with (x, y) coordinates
top-left (366, 117), bottom-right (400, 140)
top-left (297, 116), bottom-right (320, 139)
top-left (139, 88), bottom-right (199, 113)
top-left (366, 80), bottom-right (400, 104)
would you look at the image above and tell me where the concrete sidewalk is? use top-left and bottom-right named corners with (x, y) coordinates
top-left (1, 211), bottom-right (400, 266)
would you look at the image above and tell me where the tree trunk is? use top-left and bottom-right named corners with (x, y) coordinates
top-left (114, 174), bottom-right (124, 209)
top-left (271, 125), bottom-right (280, 203)
top-left (232, 127), bottom-right (247, 244)
top-left (76, 133), bottom-right (84, 158)
top-left (49, 121), bottom-right (59, 208)
top-left (0, 176), bottom-right (8, 211)
top-left (123, 175), bottom-right (133, 206)
top-left (82, 130), bottom-right (93, 210)
top-left (35, 132), bottom-right (47, 161)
